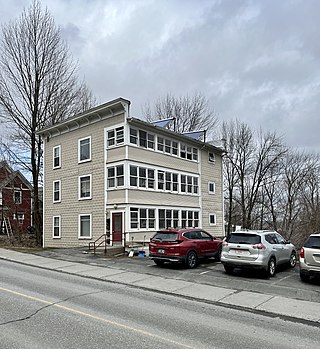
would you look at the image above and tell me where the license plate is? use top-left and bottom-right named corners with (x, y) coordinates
top-left (158, 249), bottom-right (165, 254)
top-left (235, 249), bottom-right (244, 254)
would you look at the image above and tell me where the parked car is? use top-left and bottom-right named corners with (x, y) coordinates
top-left (149, 228), bottom-right (223, 268)
top-left (221, 230), bottom-right (296, 277)
top-left (299, 232), bottom-right (320, 282)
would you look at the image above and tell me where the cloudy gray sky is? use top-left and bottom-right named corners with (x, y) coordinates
top-left (1, 0), bottom-right (319, 150)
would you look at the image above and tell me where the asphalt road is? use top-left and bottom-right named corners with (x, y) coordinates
top-left (1, 260), bottom-right (319, 349)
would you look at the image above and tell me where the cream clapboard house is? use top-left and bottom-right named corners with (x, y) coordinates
top-left (38, 98), bottom-right (225, 248)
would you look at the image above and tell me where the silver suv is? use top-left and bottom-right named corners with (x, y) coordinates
top-left (221, 230), bottom-right (297, 277)
top-left (299, 233), bottom-right (320, 282)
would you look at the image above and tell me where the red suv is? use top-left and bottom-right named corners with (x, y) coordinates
top-left (149, 228), bottom-right (223, 268)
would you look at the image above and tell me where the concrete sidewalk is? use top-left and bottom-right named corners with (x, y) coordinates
top-left (1, 247), bottom-right (319, 325)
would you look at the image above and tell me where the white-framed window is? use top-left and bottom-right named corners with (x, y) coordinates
top-left (147, 134), bottom-right (155, 149)
top-left (129, 166), bottom-right (155, 189)
top-left (180, 175), bottom-right (198, 194)
top-left (78, 136), bottom-right (91, 163)
top-left (53, 180), bottom-right (61, 203)
top-left (158, 170), bottom-right (164, 190)
top-left (180, 144), bottom-right (197, 160)
top-left (192, 148), bottom-right (198, 161)
top-left (159, 209), bottom-right (179, 229)
top-left (164, 139), bottom-right (171, 154)
top-left (139, 130), bottom-right (147, 148)
top-left (208, 181), bottom-right (215, 194)
top-left (53, 145), bottom-right (61, 169)
top-left (209, 213), bottom-right (216, 225)
top-left (172, 173), bottom-right (178, 191)
top-left (107, 126), bottom-right (124, 147)
top-left (130, 207), bottom-right (155, 229)
top-left (181, 210), bottom-right (199, 228)
top-left (208, 152), bottom-right (215, 163)
top-left (14, 190), bottom-right (22, 204)
top-left (129, 127), bottom-right (154, 150)
top-left (13, 213), bottom-right (24, 225)
top-left (186, 146), bottom-right (192, 160)
top-left (165, 172), bottom-right (172, 191)
top-left (53, 216), bottom-right (61, 238)
top-left (193, 177), bottom-right (199, 194)
top-left (157, 136), bottom-right (164, 151)
top-left (107, 165), bottom-right (124, 188)
top-left (129, 128), bottom-right (138, 144)
top-left (79, 214), bottom-right (92, 239)
top-left (172, 141), bottom-right (178, 156)
top-left (130, 207), bottom-right (156, 229)
top-left (79, 174), bottom-right (92, 200)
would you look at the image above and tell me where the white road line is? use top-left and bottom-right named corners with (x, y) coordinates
top-left (271, 274), bottom-right (295, 285)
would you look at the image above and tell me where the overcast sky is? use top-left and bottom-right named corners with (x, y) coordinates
top-left (1, 0), bottom-right (319, 151)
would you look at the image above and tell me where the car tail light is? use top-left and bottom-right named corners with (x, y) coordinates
top-left (252, 243), bottom-right (266, 249)
top-left (300, 247), bottom-right (304, 258)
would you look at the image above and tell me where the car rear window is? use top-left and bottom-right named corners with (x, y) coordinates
top-left (151, 232), bottom-right (178, 242)
top-left (227, 233), bottom-right (261, 245)
top-left (304, 236), bottom-right (320, 249)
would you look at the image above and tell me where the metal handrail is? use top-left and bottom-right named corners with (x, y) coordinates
top-left (89, 232), bottom-right (109, 255)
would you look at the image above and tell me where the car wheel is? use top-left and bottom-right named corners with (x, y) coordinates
top-left (267, 258), bottom-right (276, 277)
top-left (224, 265), bottom-right (234, 274)
top-left (154, 259), bottom-right (165, 267)
top-left (289, 252), bottom-right (297, 268)
top-left (215, 246), bottom-right (222, 262)
top-left (186, 251), bottom-right (197, 268)
top-left (300, 272), bottom-right (310, 283)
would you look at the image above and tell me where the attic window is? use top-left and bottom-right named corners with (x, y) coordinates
top-left (208, 152), bottom-right (215, 163)
top-left (14, 190), bottom-right (22, 204)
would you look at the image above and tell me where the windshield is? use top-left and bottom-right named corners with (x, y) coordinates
top-left (227, 233), bottom-right (261, 245)
top-left (304, 236), bottom-right (320, 249)
top-left (151, 232), bottom-right (178, 242)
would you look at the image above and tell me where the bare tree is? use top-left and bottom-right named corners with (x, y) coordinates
top-left (221, 120), bottom-right (241, 234)
top-left (298, 156), bottom-right (320, 242)
top-left (143, 92), bottom-right (218, 139)
top-left (0, 1), bottom-right (96, 245)
top-left (222, 120), bottom-right (287, 230)
top-left (243, 129), bottom-right (287, 229)
top-left (278, 150), bottom-right (319, 241)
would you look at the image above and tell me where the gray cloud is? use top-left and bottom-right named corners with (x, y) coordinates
top-left (1, 0), bottom-right (319, 151)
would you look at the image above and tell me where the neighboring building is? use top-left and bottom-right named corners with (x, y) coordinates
top-left (0, 161), bottom-right (32, 235)
top-left (38, 98), bottom-right (225, 248)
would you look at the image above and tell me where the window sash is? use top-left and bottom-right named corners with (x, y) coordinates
top-left (209, 214), bottom-right (216, 225)
top-left (79, 214), bottom-right (91, 238)
top-left (79, 175), bottom-right (91, 199)
top-left (53, 181), bottom-right (60, 202)
top-left (107, 165), bottom-right (124, 188)
top-left (130, 128), bottom-right (138, 144)
top-left (130, 208), bottom-right (155, 229)
top-left (14, 190), bottom-right (22, 204)
top-left (53, 216), bottom-right (60, 238)
top-left (79, 137), bottom-right (91, 162)
top-left (208, 182), bottom-right (215, 193)
top-left (53, 146), bottom-right (61, 168)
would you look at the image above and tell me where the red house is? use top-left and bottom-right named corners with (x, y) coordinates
top-left (0, 161), bottom-right (33, 236)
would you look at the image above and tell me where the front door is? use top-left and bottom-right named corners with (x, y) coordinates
top-left (112, 212), bottom-right (122, 244)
